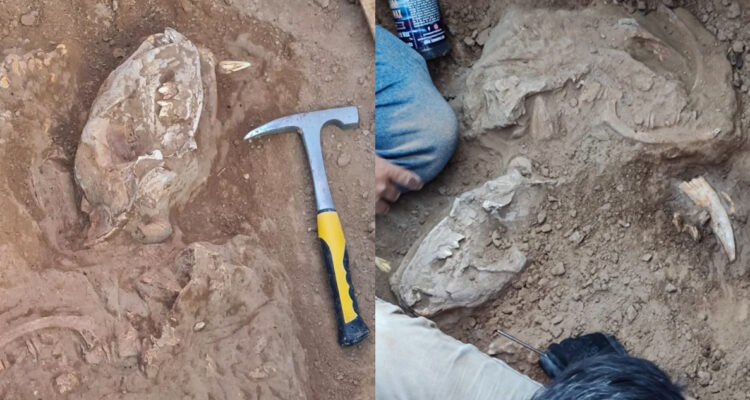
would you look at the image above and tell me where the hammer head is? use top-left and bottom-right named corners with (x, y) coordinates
top-left (243, 106), bottom-right (359, 142)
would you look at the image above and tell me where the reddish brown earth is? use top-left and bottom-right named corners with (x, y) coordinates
top-left (376, 1), bottom-right (750, 398)
top-left (0, 0), bottom-right (374, 398)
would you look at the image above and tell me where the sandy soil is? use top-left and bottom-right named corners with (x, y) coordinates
top-left (376, 0), bottom-right (750, 398)
top-left (0, 0), bottom-right (374, 399)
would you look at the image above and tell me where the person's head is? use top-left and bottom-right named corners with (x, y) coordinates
top-left (532, 354), bottom-right (685, 400)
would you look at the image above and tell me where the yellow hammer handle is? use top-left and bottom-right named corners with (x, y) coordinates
top-left (317, 210), bottom-right (369, 346)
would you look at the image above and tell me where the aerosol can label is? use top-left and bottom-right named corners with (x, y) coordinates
top-left (389, 0), bottom-right (449, 55)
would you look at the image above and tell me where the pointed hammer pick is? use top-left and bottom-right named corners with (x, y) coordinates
top-left (244, 106), bottom-right (369, 346)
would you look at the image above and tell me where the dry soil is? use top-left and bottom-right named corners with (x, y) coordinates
top-left (377, 1), bottom-right (750, 399)
top-left (0, 0), bottom-right (374, 399)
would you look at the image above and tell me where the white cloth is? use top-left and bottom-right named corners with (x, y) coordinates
top-left (376, 299), bottom-right (542, 400)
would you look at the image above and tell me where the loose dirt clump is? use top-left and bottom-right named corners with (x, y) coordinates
top-left (0, 1), bottom-right (374, 399)
top-left (377, 0), bottom-right (750, 398)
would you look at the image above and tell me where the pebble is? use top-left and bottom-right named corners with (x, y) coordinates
top-left (551, 262), bottom-right (566, 276)
top-left (537, 211), bottom-right (547, 225)
top-left (476, 28), bottom-right (491, 46)
top-left (626, 304), bottom-right (638, 322)
top-left (540, 223), bottom-right (552, 233)
top-left (336, 152), bottom-right (351, 167)
top-left (113, 47), bottom-right (127, 58)
top-left (551, 315), bottom-right (564, 325)
top-left (569, 230), bottom-right (584, 244)
top-left (665, 283), bottom-right (677, 293)
top-left (55, 373), bottom-right (79, 394)
top-left (243, 173), bottom-right (250, 180)
top-left (550, 325), bottom-right (563, 338)
top-left (193, 321), bottom-right (206, 331)
top-left (732, 40), bottom-right (745, 53)
top-left (20, 10), bottom-right (39, 26)
top-left (727, 2), bottom-right (741, 19)
top-left (641, 253), bottom-right (652, 262)
top-left (508, 156), bottom-right (532, 176)
top-left (697, 370), bottom-right (711, 386)
top-left (464, 37), bottom-right (476, 46)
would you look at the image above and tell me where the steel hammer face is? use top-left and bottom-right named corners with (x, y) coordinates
top-left (244, 106), bottom-right (359, 211)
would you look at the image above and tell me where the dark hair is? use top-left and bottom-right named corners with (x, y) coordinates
top-left (532, 354), bottom-right (685, 400)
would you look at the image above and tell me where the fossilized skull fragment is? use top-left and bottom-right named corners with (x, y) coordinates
top-left (74, 29), bottom-right (218, 244)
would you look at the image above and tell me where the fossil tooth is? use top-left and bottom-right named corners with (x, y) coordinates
top-left (218, 60), bottom-right (251, 74)
top-left (679, 177), bottom-right (735, 262)
top-left (157, 100), bottom-right (173, 120)
top-left (157, 81), bottom-right (178, 99)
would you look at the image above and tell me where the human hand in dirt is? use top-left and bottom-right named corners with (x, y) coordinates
top-left (376, 156), bottom-right (423, 214)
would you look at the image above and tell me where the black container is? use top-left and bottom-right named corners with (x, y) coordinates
top-left (389, 0), bottom-right (451, 60)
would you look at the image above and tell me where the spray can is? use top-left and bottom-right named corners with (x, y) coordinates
top-left (389, 0), bottom-right (451, 60)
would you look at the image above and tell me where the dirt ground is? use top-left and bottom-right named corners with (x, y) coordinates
top-left (376, 0), bottom-right (750, 398)
top-left (0, 0), bottom-right (374, 399)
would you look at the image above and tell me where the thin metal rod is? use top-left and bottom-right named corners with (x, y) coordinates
top-left (496, 329), bottom-right (545, 356)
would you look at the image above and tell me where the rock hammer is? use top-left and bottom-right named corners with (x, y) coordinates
top-left (244, 106), bottom-right (369, 346)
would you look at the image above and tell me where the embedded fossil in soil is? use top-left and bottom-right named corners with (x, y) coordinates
top-left (74, 28), bottom-right (219, 245)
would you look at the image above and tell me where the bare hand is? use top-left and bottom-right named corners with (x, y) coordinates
top-left (376, 156), bottom-right (422, 214)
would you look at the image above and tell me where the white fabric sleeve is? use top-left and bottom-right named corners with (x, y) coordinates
top-left (376, 298), bottom-right (543, 400)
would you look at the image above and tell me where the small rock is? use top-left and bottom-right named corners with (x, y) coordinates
top-left (508, 156), bottom-right (532, 176)
top-left (665, 283), bottom-right (677, 293)
top-left (463, 37), bottom-right (476, 46)
top-left (487, 338), bottom-right (518, 356)
top-left (641, 253), bottom-right (652, 262)
top-left (540, 223), bottom-right (552, 233)
top-left (476, 28), bottom-right (491, 46)
top-left (313, 0), bottom-right (330, 8)
top-left (537, 211), bottom-right (547, 225)
top-left (625, 304), bottom-right (637, 322)
top-left (20, 10), bottom-right (39, 26)
top-left (55, 373), bottom-right (79, 394)
top-left (336, 152), bottom-right (351, 167)
top-left (569, 230), bottom-right (584, 245)
top-left (243, 173), bottom-right (250, 180)
top-left (551, 315), bottom-right (564, 325)
top-left (193, 321), bottom-right (206, 331)
top-left (550, 325), bottom-right (563, 338)
top-left (727, 2), bottom-right (741, 19)
top-left (732, 40), bottom-right (745, 53)
top-left (697, 370), bottom-right (711, 386)
top-left (551, 262), bottom-right (566, 276)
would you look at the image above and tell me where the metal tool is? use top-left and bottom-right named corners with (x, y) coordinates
top-left (244, 106), bottom-right (369, 346)
top-left (496, 329), bottom-right (544, 356)
top-left (496, 329), bottom-right (628, 378)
